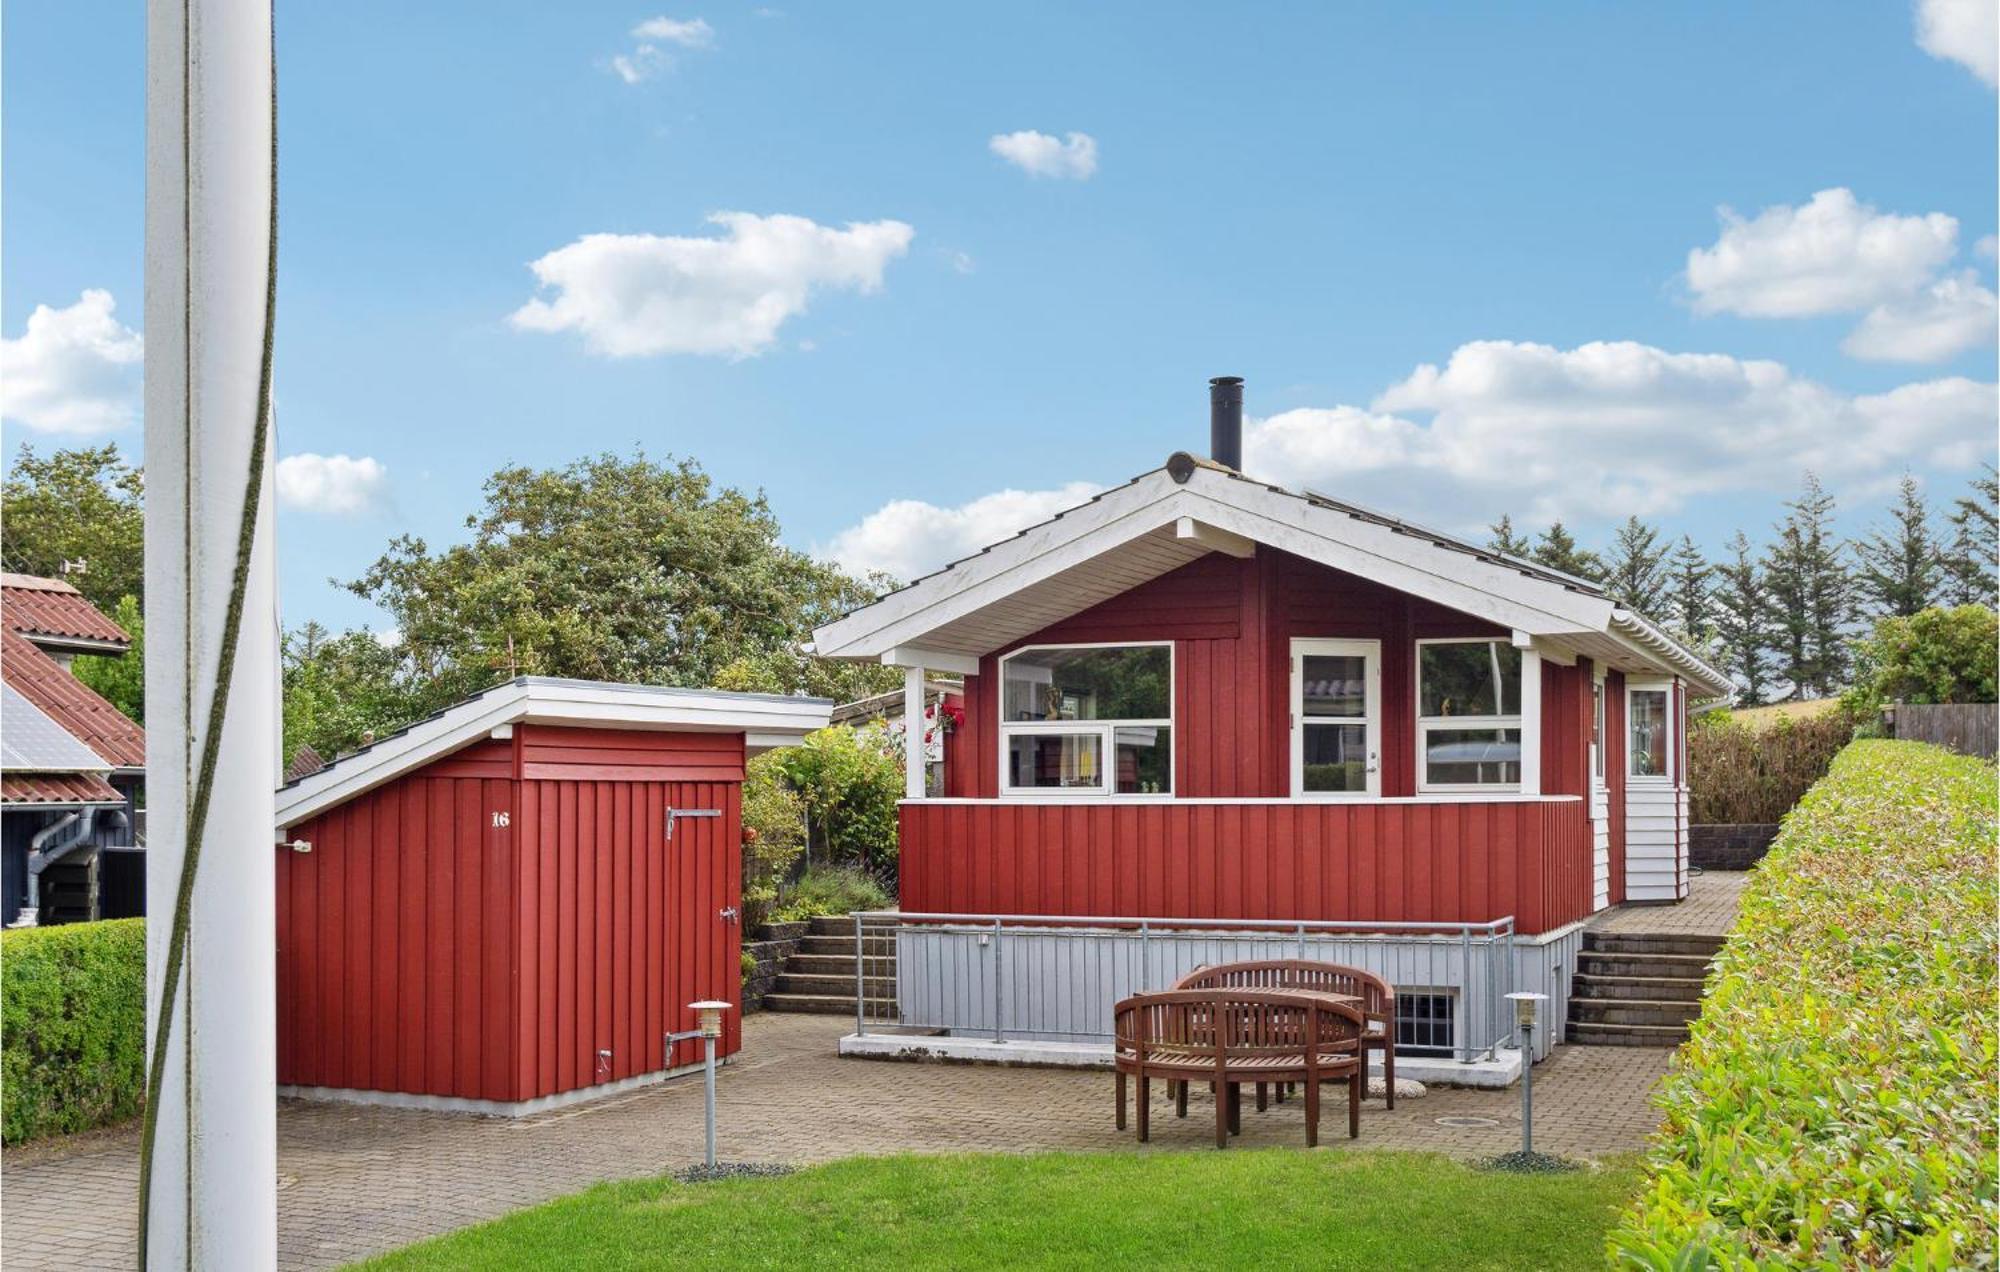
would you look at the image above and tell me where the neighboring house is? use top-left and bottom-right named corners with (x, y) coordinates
top-left (1, 574), bottom-right (148, 926)
top-left (831, 676), bottom-right (963, 795)
top-left (812, 380), bottom-right (1730, 1067)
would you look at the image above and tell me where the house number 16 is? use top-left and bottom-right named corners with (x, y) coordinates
top-left (491, 811), bottom-right (510, 828)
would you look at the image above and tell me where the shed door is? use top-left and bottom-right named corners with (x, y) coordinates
top-left (665, 780), bottom-right (742, 1067)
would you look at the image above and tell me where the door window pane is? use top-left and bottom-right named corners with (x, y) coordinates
top-left (1301, 655), bottom-right (1367, 717)
top-left (1006, 732), bottom-right (1103, 789)
top-left (1001, 646), bottom-right (1170, 721)
top-left (1423, 728), bottom-right (1523, 786)
top-left (1112, 726), bottom-right (1171, 794)
top-left (1419, 642), bottom-right (1521, 717)
top-left (1303, 723), bottom-right (1367, 791)
top-left (1630, 690), bottom-right (1669, 777)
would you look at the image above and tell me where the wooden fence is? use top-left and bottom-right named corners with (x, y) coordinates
top-left (1884, 703), bottom-right (1999, 760)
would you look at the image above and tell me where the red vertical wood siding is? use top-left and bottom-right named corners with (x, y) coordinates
top-left (276, 726), bottom-right (745, 1102)
top-left (900, 797), bottom-right (1592, 934)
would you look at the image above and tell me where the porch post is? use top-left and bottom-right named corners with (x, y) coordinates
top-left (1517, 646), bottom-right (1542, 796)
top-left (902, 664), bottom-right (927, 800)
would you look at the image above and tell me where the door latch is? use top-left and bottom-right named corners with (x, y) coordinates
top-left (719, 906), bottom-right (740, 924)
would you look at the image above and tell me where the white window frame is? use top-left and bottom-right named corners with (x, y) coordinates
top-left (997, 641), bottom-right (1174, 799)
top-left (1290, 638), bottom-right (1381, 800)
top-left (1415, 637), bottom-right (1525, 794)
top-left (1626, 679), bottom-right (1674, 785)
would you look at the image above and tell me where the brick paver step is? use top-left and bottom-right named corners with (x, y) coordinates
top-left (774, 973), bottom-right (897, 996)
top-left (1584, 932), bottom-right (1724, 958)
top-left (1567, 1021), bottom-right (1691, 1047)
top-left (1575, 950), bottom-right (1714, 979)
top-left (807, 914), bottom-right (899, 937)
top-left (1571, 973), bottom-right (1704, 1003)
top-left (757, 992), bottom-right (865, 1015)
top-left (1567, 997), bottom-right (1701, 1027)
top-left (796, 934), bottom-right (898, 957)
top-left (786, 953), bottom-right (889, 976)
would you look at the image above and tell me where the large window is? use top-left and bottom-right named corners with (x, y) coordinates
top-left (1000, 644), bottom-right (1172, 795)
top-left (1417, 639), bottom-right (1522, 790)
top-left (1629, 685), bottom-right (1670, 780)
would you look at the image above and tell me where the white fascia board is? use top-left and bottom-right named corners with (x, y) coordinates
top-left (274, 680), bottom-right (833, 831)
top-left (878, 646), bottom-right (981, 676)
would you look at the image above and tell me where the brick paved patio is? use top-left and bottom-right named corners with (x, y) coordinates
top-left (1, 1012), bottom-right (1678, 1270)
top-left (1589, 869), bottom-right (1748, 936)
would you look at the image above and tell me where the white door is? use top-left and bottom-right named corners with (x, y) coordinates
top-left (1291, 639), bottom-right (1381, 798)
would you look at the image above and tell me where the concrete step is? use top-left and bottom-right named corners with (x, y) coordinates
top-left (1572, 973), bottom-right (1704, 1003)
top-left (787, 953), bottom-right (900, 977)
top-left (1568, 997), bottom-right (1701, 1027)
top-left (796, 934), bottom-right (898, 957)
top-left (807, 914), bottom-right (898, 937)
top-left (1584, 932), bottom-right (1724, 958)
top-left (759, 992), bottom-right (867, 1016)
top-left (1575, 950), bottom-right (1714, 980)
top-left (1567, 1021), bottom-right (1689, 1048)
top-left (774, 972), bottom-right (898, 996)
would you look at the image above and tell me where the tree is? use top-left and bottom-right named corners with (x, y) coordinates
top-left (336, 450), bottom-right (896, 715)
top-left (1712, 531), bottom-right (1774, 705)
top-left (1, 444), bottom-right (146, 612)
top-left (281, 622), bottom-right (436, 760)
top-left (1942, 464), bottom-right (1997, 608)
top-left (773, 723), bottom-right (903, 879)
top-left (1843, 605), bottom-right (1998, 713)
top-left (1763, 474), bottom-right (1850, 698)
top-left (1854, 474), bottom-right (1940, 618)
top-left (1602, 516), bottom-right (1669, 615)
top-left (1665, 536), bottom-right (1711, 640)
top-left (1486, 514), bottom-right (1533, 558)
top-left (1530, 521), bottom-right (1602, 581)
top-left (72, 595), bottom-right (145, 724)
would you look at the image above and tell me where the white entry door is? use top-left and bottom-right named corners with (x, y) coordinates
top-left (1291, 639), bottom-right (1381, 798)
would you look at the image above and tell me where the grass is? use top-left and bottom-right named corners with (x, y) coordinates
top-left (1722, 697), bottom-right (1842, 730)
top-left (356, 1149), bottom-right (1639, 1271)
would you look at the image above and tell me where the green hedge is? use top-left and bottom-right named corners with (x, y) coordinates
top-left (1610, 741), bottom-right (1997, 1268)
top-left (2, 917), bottom-right (148, 1144)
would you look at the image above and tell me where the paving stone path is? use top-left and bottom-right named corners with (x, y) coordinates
top-left (1, 1012), bottom-right (1679, 1270)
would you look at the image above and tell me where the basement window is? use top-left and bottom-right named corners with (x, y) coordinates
top-left (1394, 991), bottom-right (1456, 1056)
top-left (999, 644), bottom-right (1173, 796)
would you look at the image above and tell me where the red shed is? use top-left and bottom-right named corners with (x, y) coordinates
top-left (272, 678), bottom-right (831, 1114)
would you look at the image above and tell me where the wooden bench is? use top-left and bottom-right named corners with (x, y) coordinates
top-left (1112, 989), bottom-right (1364, 1147)
top-left (1175, 959), bottom-right (1399, 1108)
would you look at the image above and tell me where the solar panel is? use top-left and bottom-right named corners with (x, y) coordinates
top-left (1, 683), bottom-right (109, 772)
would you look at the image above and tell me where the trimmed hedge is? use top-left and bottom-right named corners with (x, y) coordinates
top-left (1687, 707), bottom-right (1856, 824)
top-left (2, 917), bottom-right (148, 1144)
top-left (1610, 741), bottom-right (1998, 1268)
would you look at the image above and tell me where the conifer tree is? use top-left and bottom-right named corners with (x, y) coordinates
top-left (1763, 473), bottom-right (1849, 697)
top-left (1854, 474), bottom-right (1940, 618)
top-left (1942, 463), bottom-right (1998, 608)
top-left (1711, 531), bottom-right (1773, 705)
top-left (1602, 516), bottom-right (1669, 615)
top-left (1486, 514), bottom-right (1533, 558)
top-left (1665, 535), bottom-right (1711, 639)
top-left (1530, 520), bottom-right (1603, 581)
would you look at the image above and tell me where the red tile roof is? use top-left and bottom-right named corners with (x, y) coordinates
top-left (285, 745), bottom-right (326, 783)
top-left (1, 574), bottom-right (130, 647)
top-left (1, 772), bottom-right (125, 807)
top-left (1, 630), bottom-right (147, 768)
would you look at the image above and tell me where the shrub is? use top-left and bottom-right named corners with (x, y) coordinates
top-left (1609, 741), bottom-right (1998, 1268)
top-left (1841, 604), bottom-right (2000, 720)
top-left (741, 751), bottom-right (807, 930)
top-left (2, 918), bottom-right (148, 1144)
top-left (773, 865), bottom-right (889, 922)
top-left (1686, 706), bottom-right (1855, 823)
top-left (774, 724), bottom-right (902, 881)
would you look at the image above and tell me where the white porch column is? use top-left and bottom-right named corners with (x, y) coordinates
top-left (142, 0), bottom-right (280, 1266)
top-left (902, 664), bottom-right (927, 800)
top-left (1517, 649), bottom-right (1542, 796)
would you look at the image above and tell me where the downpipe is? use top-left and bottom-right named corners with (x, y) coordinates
top-left (12, 808), bottom-right (111, 927)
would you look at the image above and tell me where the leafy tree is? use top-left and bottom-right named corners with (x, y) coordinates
top-left (1941, 464), bottom-right (1997, 608)
top-left (1, 444), bottom-right (145, 611)
top-left (1665, 536), bottom-right (1711, 641)
top-left (1712, 531), bottom-right (1774, 705)
top-left (281, 622), bottom-right (435, 760)
top-left (740, 751), bottom-right (807, 928)
top-left (72, 595), bottom-right (145, 725)
top-left (1530, 520), bottom-right (1602, 581)
top-left (1764, 474), bottom-right (1850, 698)
top-left (1842, 605), bottom-right (1998, 715)
top-left (1602, 516), bottom-right (1669, 615)
top-left (343, 452), bottom-right (892, 703)
top-left (773, 723), bottom-right (903, 880)
top-left (1486, 514), bottom-right (1533, 558)
top-left (1854, 474), bottom-right (1940, 618)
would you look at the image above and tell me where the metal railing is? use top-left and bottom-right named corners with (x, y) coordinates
top-left (853, 910), bottom-right (1519, 1064)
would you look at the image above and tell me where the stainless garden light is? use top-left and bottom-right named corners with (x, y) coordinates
top-left (1505, 991), bottom-right (1547, 1155)
top-left (669, 1001), bottom-right (734, 1169)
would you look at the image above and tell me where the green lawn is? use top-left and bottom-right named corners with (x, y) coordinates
top-left (357, 1150), bottom-right (1638, 1271)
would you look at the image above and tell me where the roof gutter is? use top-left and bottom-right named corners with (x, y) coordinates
top-left (10, 806), bottom-right (123, 927)
top-left (1609, 609), bottom-right (1734, 701)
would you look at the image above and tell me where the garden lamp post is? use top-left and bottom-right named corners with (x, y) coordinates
top-left (690, 1001), bottom-right (732, 1168)
top-left (1505, 992), bottom-right (1547, 1155)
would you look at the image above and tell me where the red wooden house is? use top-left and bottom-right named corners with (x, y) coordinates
top-left (271, 678), bottom-right (830, 1114)
top-left (814, 379), bottom-right (1728, 1068)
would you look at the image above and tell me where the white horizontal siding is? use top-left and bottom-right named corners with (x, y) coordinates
top-left (1624, 783), bottom-right (1684, 901)
top-left (1590, 785), bottom-right (1610, 912)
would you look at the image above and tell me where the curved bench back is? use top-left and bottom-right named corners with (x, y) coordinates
top-left (1173, 959), bottom-right (1393, 1024)
top-left (1114, 989), bottom-right (1363, 1060)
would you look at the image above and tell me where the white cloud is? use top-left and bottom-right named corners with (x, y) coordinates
top-left (1243, 339), bottom-right (1996, 522)
top-left (1842, 270), bottom-right (1999, 362)
top-left (821, 482), bottom-right (1103, 581)
top-left (0, 290), bottom-right (144, 435)
top-left (1916, 0), bottom-right (1998, 87)
top-left (1977, 234), bottom-right (1999, 261)
top-left (609, 15), bottom-right (713, 82)
top-left (988, 130), bottom-right (1098, 180)
top-left (1685, 188), bottom-right (1960, 318)
top-left (510, 212), bottom-right (914, 358)
top-left (275, 453), bottom-right (390, 516)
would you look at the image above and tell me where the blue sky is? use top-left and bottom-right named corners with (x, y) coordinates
top-left (5, 2), bottom-right (1996, 631)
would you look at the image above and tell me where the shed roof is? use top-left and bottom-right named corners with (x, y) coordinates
top-left (813, 454), bottom-right (1732, 698)
top-left (2, 772), bottom-right (126, 808)
top-left (276, 676), bottom-right (834, 832)
top-left (1, 573), bottom-right (131, 652)
top-left (2, 683), bottom-right (113, 773)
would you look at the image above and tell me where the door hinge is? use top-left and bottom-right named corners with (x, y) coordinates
top-left (665, 807), bottom-right (723, 840)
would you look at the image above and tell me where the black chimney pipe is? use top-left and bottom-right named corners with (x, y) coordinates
top-left (1209, 376), bottom-right (1243, 470)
